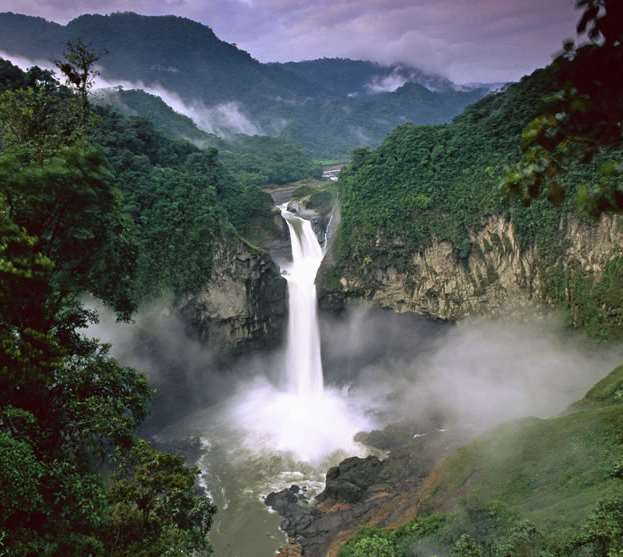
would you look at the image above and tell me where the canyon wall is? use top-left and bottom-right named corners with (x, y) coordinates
top-left (319, 214), bottom-right (623, 325)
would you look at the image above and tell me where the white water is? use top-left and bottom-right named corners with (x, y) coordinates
top-left (279, 203), bottom-right (325, 395)
top-left (225, 202), bottom-right (373, 464)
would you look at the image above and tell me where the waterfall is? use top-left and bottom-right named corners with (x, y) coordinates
top-left (227, 202), bottom-right (373, 464)
top-left (279, 203), bottom-right (325, 396)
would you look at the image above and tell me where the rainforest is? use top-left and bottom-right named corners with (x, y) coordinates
top-left (1, 1), bottom-right (622, 556)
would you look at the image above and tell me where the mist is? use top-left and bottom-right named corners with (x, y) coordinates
top-left (86, 299), bottom-right (622, 458)
top-left (366, 70), bottom-right (410, 94)
top-left (321, 308), bottom-right (623, 433)
top-left (0, 50), bottom-right (263, 137)
top-left (91, 78), bottom-right (263, 137)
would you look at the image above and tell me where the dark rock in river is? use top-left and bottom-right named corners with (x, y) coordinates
top-left (317, 456), bottom-right (382, 504)
top-left (270, 422), bottom-right (479, 557)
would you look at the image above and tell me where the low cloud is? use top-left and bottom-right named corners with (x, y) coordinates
top-left (366, 71), bottom-right (408, 94)
top-left (2, 0), bottom-right (581, 83)
top-left (0, 51), bottom-right (262, 137)
top-left (322, 309), bottom-right (623, 431)
top-left (86, 300), bottom-right (623, 459)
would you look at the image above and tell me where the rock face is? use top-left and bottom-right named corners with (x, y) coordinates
top-left (178, 235), bottom-right (287, 355)
top-left (320, 214), bottom-right (623, 321)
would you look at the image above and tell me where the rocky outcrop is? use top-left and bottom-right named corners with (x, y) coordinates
top-left (178, 235), bottom-right (287, 355)
top-left (320, 214), bottom-right (623, 321)
top-left (317, 456), bottom-right (383, 504)
top-left (267, 422), bottom-right (477, 557)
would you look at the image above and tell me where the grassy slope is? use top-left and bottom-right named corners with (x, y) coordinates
top-left (340, 366), bottom-right (623, 555)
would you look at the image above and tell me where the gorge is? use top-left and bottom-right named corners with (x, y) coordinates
top-left (2, 4), bottom-right (623, 557)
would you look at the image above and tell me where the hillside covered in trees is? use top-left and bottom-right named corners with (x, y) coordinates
top-left (0, 53), bottom-right (225, 555)
top-left (326, 62), bottom-right (623, 339)
top-left (0, 11), bottom-right (489, 158)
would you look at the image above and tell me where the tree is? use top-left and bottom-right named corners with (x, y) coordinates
top-left (106, 440), bottom-right (215, 556)
top-left (503, 0), bottom-right (623, 214)
top-left (0, 51), bottom-right (214, 556)
top-left (55, 40), bottom-right (103, 132)
top-left (451, 534), bottom-right (483, 557)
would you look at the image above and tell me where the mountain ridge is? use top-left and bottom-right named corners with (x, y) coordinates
top-left (0, 11), bottom-right (491, 156)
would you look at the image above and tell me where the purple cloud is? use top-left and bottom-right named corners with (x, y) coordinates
top-left (0, 0), bottom-right (580, 82)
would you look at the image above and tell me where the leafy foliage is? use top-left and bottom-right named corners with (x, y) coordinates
top-left (0, 51), bottom-right (214, 556)
top-left (334, 62), bottom-right (622, 338)
top-left (93, 87), bottom-right (323, 187)
top-left (106, 440), bottom-right (215, 557)
top-left (91, 106), bottom-right (275, 301)
top-left (503, 0), bottom-right (623, 214)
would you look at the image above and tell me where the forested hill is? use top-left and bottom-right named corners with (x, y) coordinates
top-left (0, 11), bottom-right (490, 157)
top-left (0, 11), bottom-right (307, 104)
top-left (325, 65), bottom-right (623, 339)
top-left (268, 58), bottom-right (461, 97)
top-left (92, 87), bottom-right (322, 188)
top-left (0, 56), bottom-right (280, 306)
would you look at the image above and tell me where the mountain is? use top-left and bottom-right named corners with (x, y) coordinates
top-left (0, 11), bottom-right (310, 104)
top-left (269, 58), bottom-right (458, 96)
top-left (0, 11), bottom-right (490, 157)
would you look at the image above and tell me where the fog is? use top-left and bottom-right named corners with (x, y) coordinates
top-left (0, 50), bottom-right (262, 137)
top-left (366, 70), bottom-right (410, 94)
top-left (92, 78), bottom-right (262, 137)
top-left (86, 299), bottom-right (622, 461)
top-left (323, 308), bottom-right (623, 432)
top-left (0, 49), bottom-right (56, 74)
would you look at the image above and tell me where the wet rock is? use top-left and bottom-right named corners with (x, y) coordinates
top-left (265, 486), bottom-right (321, 538)
top-left (178, 233), bottom-right (287, 358)
top-left (269, 423), bottom-right (479, 557)
top-left (317, 456), bottom-right (382, 504)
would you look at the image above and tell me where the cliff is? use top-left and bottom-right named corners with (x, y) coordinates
top-left (178, 234), bottom-right (287, 355)
top-left (319, 67), bottom-right (623, 338)
top-left (319, 214), bottom-right (623, 329)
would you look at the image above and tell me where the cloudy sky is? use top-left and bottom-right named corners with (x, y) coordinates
top-left (0, 0), bottom-right (580, 83)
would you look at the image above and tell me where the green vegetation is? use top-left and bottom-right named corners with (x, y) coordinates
top-left (573, 364), bottom-right (623, 409)
top-left (94, 88), bottom-right (216, 144)
top-left (340, 365), bottom-right (623, 557)
top-left (337, 68), bottom-right (564, 261)
top-left (0, 48), bottom-right (215, 555)
top-left (335, 63), bottom-right (622, 338)
top-left (0, 12), bottom-right (489, 158)
top-left (504, 0), bottom-right (623, 214)
top-left (94, 87), bottom-right (322, 188)
top-left (289, 179), bottom-right (338, 218)
top-left (219, 134), bottom-right (322, 187)
top-left (91, 106), bottom-right (275, 302)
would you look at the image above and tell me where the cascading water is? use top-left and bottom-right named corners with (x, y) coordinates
top-left (279, 203), bottom-right (325, 395)
top-left (227, 199), bottom-right (373, 465)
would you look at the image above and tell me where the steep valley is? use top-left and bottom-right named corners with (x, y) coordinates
top-left (2, 5), bottom-right (623, 557)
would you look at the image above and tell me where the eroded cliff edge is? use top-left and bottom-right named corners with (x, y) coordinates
top-left (178, 233), bottom-right (287, 355)
top-left (318, 213), bottom-right (623, 331)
